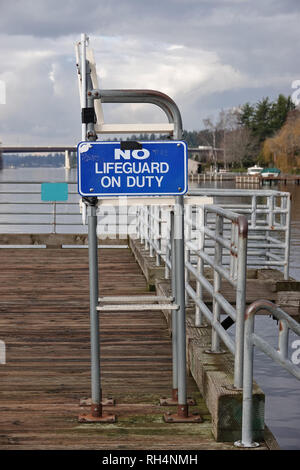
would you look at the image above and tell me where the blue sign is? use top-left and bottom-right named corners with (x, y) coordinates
top-left (77, 141), bottom-right (188, 196)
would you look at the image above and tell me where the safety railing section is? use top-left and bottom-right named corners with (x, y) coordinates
top-left (137, 205), bottom-right (168, 266)
top-left (189, 189), bottom-right (291, 279)
top-left (136, 202), bottom-right (248, 389)
top-left (184, 204), bottom-right (248, 388)
top-left (0, 181), bottom-right (84, 234)
top-left (236, 300), bottom-right (300, 448)
top-left (0, 181), bottom-right (136, 237)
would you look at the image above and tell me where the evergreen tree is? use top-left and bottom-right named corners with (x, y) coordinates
top-left (239, 103), bottom-right (254, 128)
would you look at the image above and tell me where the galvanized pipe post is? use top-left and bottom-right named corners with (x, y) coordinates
top-left (171, 211), bottom-right (178, 401)
top-left (174, 193), bottom-right (188, 416)
top-left (211, 214), bottom-right (223, 353)
top-left (284, 194), bottom-right (291, 280)
top-left (234, 216), bottom-right (248, 389)
top-left (239, 312), bottom-right (257, 447)
top-left (195, 206), bottom-right (205, 327)
top-left (78, 36), bottom-right (115, 422)
top-left (88, 203), bottom-right (101, 414)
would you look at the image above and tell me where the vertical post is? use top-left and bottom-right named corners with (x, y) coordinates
top-left (88, 204), bottom-right (101, 415)
top-left (235, 313), bottom-right (259, 448)
top-left (211, 214), bottom-right (223, 352)
top-left (163, 118), bottom-right (200, 421)
top-left (164, 211), bottom-right (171, 280)
top-left (81, 33), bottom-right (87, 142)
top-left (78, 34), bottom-right (115, 423)
top-left (234, 217), bottom-right (248, 389)
top-left (53, 201), bottom-right (56, 234)
top-left (195, 206), bottom-right (205, 327)
top-left (149, 206), bottom-right (154, 258)
top-left (266, 195), bottom-right (274, 266)
top-left (157, 206), bottom-right (162, 266)
top-left (174, 194), bottom-right (187, 416)
top-left (170, 211), bottom-right (178, 401)
top-left (278, 320), bottom-right (289, 359)
top-left (251, 195), bottom-right (257, 229)
top-left (284, 194), bottom-right (291, 280)
top-left (185, 204), bottom-right (191, 305)
top-left (65, 150), bottom-right (71, 170)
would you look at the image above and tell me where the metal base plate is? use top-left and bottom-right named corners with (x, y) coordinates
top-left (163, 412), bottom-right (203, 423)
top-left (79, 397), bottom-right (115, 407)
top-left (159, 397), bottom-right (196, 406)
top-left (234, 440), bottom-right (260, 448)
top-left (78, 413), bottom-right (116, 423)
top-left (204, 349), bottom-right (226, 355)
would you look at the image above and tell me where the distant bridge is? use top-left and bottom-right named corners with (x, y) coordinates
top-left (0, 146), bottom-right (77, 169)
top-left (0, 145), bottom-right (224, 170)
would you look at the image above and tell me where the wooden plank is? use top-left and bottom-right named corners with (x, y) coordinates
top-left (0, 246), bottom-right (243, 450)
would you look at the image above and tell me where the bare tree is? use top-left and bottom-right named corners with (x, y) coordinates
top-left (203, 108), bottom-right (258, 168)
top-left (202, 116), bottom-right (223, 171)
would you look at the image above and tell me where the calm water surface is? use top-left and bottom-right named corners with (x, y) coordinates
top-left (0, 168), bottom-right (300, 449)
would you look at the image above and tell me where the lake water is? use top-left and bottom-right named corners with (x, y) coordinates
top-left (0, 167), bottom-right (300, 449)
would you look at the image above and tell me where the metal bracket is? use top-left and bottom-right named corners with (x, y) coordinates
top-left (78, 402), bottom-right (116, 423)
top-left (78, 413), bottom-right (116, 423)
top-left (160, 397), bottom-right (196, 406)
top-left (79, 397), bottom-right (115, 407)
top-left (164, 405), bottom-right (202, 423)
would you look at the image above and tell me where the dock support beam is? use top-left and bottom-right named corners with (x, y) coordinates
top-left (65, 150), bottom-right (71, 169)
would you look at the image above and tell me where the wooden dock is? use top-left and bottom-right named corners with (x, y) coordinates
top-left (236, 174), bottom-right (300, 185)
top-left (0, 246), bottom-right (272, 450)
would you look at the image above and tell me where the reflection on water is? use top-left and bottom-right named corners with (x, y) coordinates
top-left (0, 169), bottom-right (299, 449)
top-left (0, 167), bottom-right (78, 183)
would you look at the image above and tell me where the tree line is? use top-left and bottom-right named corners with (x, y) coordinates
top-left (183, 94), bottom-right (295, 170)
top-left (125, 94), bottom-right (297, 172)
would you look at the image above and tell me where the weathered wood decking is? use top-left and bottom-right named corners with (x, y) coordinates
top-left (0, 247), bottom-right (269, 450)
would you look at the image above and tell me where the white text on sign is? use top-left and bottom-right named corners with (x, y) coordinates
top-left (95, 148), bottom-right (170, 189)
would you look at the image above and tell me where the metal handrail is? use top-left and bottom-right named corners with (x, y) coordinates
top-left (136, 201), bottom-right (248, 388)
top-left (236, 299), bottom-right (300, 448)
top-left (189, 189), bottom-right (291, 279)
top-left (184, 204), bottom-right (248, 388)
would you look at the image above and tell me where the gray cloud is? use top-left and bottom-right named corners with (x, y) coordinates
top-left (0, 0), bottom-right (299, 144)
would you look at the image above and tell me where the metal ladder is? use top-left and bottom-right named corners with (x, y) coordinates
top-left (77, 32), bottom-right (201, 424)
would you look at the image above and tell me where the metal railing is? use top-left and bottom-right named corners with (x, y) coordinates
top-left (189, 189), bottom-right (291, 279)
top-left (0, 181), bottom-right (83, 234)
top-left (138, 205), bottom-right (166, 266)
top-left (184, 204), bottom-right (248, 388)
top-left (236, 300), bottom-right (300, 448)
top-left (136, 201), bottom-right (248, 388)
top-left (0, 181), bottom-right (138, 237)
top-left (0, 184), bottom-right (291, 280)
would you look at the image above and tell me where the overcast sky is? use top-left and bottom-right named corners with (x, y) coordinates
top-left (0, 0), bottom-right (299, 145)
